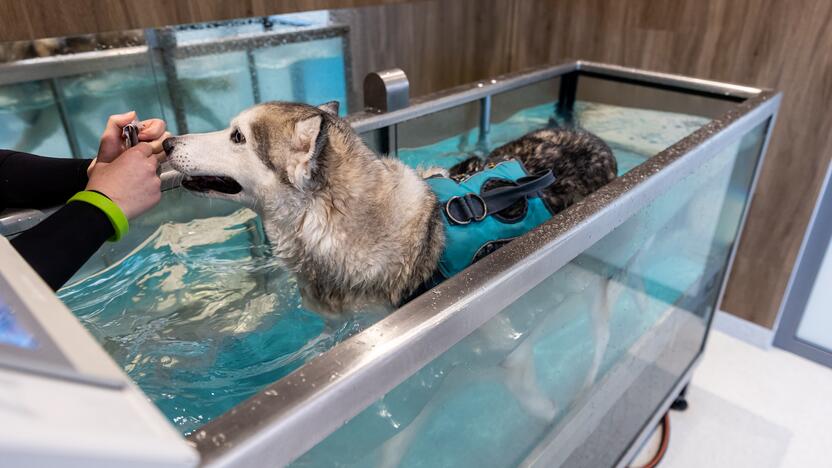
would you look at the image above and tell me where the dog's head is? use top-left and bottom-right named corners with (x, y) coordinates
top-left (164, 101), bottom-right (342, 210)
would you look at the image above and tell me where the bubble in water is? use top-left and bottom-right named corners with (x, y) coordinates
top-left (211, 433), bottom-right (227, 446)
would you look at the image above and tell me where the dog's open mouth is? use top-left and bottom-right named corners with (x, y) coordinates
top-left (182, 175), bottom-right (242, 194)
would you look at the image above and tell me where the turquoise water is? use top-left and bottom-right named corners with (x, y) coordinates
top-left (58, 100), bottom-right (710, 436)
top-left (59, 209), bottom-right (383, 433)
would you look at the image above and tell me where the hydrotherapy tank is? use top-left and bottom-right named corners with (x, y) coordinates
top-left (0, 16), bottom-right (780, 468)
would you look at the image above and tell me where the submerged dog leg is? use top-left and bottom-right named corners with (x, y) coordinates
top-left (377, 369), bottom-right (472, 468)
top-left (378, 408), bottom-right (425, 468)
top-left (501, 337), bottom-right (558, 422)
top-left (582, 274), bottom-right (613, 390)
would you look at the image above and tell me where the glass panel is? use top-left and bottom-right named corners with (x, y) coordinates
top-left (0, 80), bottom-right (72, 156)
top-left (796, 238), bottom-right (832, 352)
top-left (168, 51), bottom-right (256, 133)
top-left (397, 100), bottom-right (482, 168)
top-left (489, 78), bottom-right (560, 124)
top-left (398, 91), bottom-right (710, 176)
top-left (0, 13), bottom-right (349, 157)
top-left (57, 61), bottom-right (168, 156)
top-left (576, 75), bottom-right (737, 119)
top-left (156, 15), bottom-right (349, 133)
top-left (490, 77), bottom-right (712, 177)
top-left (293, 120), bottom-right (770, 467)
top-left (253, 37), bottom-right (348, 114)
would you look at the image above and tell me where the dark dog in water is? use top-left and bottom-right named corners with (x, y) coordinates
top-left (450, 127), bottom-right (617, 213)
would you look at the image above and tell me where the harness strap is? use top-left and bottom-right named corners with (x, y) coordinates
top-left (444, 170), bottom-right (555, 225)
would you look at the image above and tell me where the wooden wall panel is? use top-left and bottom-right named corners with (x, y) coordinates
top-left (333, 0), bottom-right (515, 98)
top-left (0, 0), bottom-right (35, 41)
top-left (505, 0), bottom-right (832, 328)
top-left (0, 0), bottom-right (419, 41)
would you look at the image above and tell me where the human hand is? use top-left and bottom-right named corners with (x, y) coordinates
top-left (93, 111), bottom-right (169, 168)
top-left (85, 142), bottom-right (161, 220)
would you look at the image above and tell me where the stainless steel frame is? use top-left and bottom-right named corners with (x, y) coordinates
top-left (174, 62), bottom-right (780, 467)
top-left (0, 59), bottom-right (780, 466)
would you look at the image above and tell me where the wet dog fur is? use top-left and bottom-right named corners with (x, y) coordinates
top-left (164, 101), bottom-right (616, 315)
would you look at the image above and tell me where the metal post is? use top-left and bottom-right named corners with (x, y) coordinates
top-left (557, 71), bottom-right (578, 124)
top-left (477, 95), bottom-right (492, 153)
top-left (363, 68), bottom-right (409, 157)
top-left (152, 27), bottom-right (189, 134)
top-left (48, 79), bottom-right (82, 158)
top-left (247, 48), bottom-right (262, 104)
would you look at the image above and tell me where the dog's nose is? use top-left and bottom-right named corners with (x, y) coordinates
top-left (162, 137), bottom-right (175, 155)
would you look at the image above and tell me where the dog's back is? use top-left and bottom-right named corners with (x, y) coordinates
top-left (450, 128), bottom-right (617, 213)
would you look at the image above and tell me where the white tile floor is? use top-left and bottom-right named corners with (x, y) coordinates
top-left (632, 330), bottom-right (832, 468)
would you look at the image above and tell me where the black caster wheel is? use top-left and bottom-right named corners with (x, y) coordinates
top-left (671, 385), bottom-right (689, 411)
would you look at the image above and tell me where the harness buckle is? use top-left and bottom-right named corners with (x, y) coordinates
top-left (445, 193), bottom-right (488, 225)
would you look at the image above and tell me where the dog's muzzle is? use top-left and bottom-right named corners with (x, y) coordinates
top-left (162, 137), bottom-right (176, 155)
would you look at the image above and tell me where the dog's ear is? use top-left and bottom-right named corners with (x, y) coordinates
top-left (317, 101), bottom-right (340, 116)
top-left (287, 115), bottom-right (325, 190)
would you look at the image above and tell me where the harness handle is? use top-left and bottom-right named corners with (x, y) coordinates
top-left (444, 170), bottom-right (555, 224)
top-left (480, 170), bottom-right (555, 214)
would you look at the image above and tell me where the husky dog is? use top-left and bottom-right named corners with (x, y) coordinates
top-left (164, 101), bottom-right (616, 315)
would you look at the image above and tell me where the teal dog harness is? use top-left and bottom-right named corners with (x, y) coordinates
top-left (426, 160), bottom-right (555, 278)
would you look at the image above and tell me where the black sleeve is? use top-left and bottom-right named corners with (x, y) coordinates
top-left (10, 201), bottom-right (114, 290)
top-left (1, 149), bottom-right (112, 290)
top-left (0, 149), bottom-right (92, 209)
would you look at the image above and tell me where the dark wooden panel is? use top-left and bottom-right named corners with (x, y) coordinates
top-left (0, 0), bottom-right (35, 40)
top-left (0, 0), bottom-right (419, 41)
top-left (507, 0), bottom-right (832, 328)
top-left (334, 0), bottom-right (514, 99)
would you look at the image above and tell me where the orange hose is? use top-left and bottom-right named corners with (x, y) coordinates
top-left (632, 413), bottom-right (670, 468)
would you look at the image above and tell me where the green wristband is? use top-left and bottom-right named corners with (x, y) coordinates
top-left (67, 190), bottom-right (129, 242)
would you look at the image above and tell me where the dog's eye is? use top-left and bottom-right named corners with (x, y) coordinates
top-left (231, 128), bottom-right (246, 144)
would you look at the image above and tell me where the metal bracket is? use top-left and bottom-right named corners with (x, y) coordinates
top-left (363, 69), bottom-right (410, 157)
top-left (363, 68), bottom-right (409, 113)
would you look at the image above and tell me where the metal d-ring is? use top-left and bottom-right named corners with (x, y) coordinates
top-left (445, 194), bottom-right (488, 225)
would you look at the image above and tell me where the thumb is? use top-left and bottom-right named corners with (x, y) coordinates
top-left (98, 111), bottom-right (137, 162)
